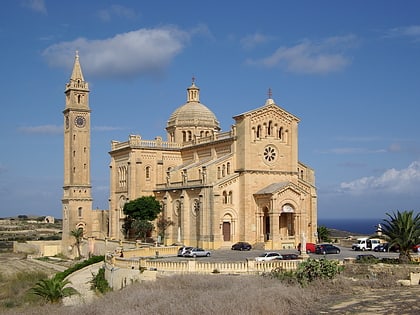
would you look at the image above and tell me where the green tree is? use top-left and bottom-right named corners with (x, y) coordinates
top-left (133, 220), bottom-right (155, 242)
top-left (30, 277), bottom-right (79, 304)
top-left (156, 215), bottom-right (174, 243)
top-left (123, 196), bottom-right (162, 221)
top-left (70, 228), bottom-right (84, 258)
top-left (381, 210), bottom-right (420, 263)
top-left (317, 226), bottom-right (332, 243)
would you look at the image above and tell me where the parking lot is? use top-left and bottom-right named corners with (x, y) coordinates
top-left (159, 245), bottom-right (401, 262)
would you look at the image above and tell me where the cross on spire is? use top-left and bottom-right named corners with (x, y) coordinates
top-left (268, 88), bottom-right (272, 99)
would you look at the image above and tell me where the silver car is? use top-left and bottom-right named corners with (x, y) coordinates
top-left (183, 247), bottom-right (211, 257)
top-left (255, 252), bottom-right (282, 262)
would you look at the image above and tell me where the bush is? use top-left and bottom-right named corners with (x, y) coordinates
top-left (268, 258), bottom-right (343, 286)
top-left (90, 268), bottom-right (111, 294)
top-left (54, 255), bottom-right (104, 281)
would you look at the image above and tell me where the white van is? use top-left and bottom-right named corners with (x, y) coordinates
top-left (352, 238), bottom-right (381, 251)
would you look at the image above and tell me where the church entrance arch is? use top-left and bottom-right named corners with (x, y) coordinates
top-left (223, 222), bottom-right (231, 241)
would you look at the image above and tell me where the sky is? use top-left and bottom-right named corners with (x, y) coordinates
top-left (1, 0), bottom-right (420, 221)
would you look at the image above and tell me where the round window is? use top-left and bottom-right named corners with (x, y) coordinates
top-left (263, 145), bottom-right (277, 163)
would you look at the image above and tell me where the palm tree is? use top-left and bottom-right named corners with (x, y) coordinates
top-left (70, 228), bottom-right (84, 258)
top-left (31, 277), bottom-right (79, 304)
top-left (381, 210), bottom-right (420, 263)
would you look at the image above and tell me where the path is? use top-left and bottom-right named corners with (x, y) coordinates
top-left (63, 262), bottom-right (104, 306)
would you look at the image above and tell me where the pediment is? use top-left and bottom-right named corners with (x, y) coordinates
top-left (234, 103), bottom-right (299, 125)
top-left (254, 181), bottom-right (304, 198)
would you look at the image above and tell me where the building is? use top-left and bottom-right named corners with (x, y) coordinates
top-left (61, 52), bottom-right (107, 254)
top-left (62, 53), bottom-right (317, 252)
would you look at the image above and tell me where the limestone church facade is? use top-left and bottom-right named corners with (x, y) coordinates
top-left (62, 53), bottom-right (318, 251)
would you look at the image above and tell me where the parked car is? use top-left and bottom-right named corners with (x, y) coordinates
top-left (177, 246), bottom-right (193, 257)
top-left (351, 237), bottom-right (381, 251)
top-left (255, 252), bottom-right (282, 262)
top-left (315, 244), bottom-right (340, 255)
top-left (306, 243), bottom-right (316, 254)
top-left (413, 244), bottom-right (420, 253)
top-left (374, 243), bottom-right (400, 252)
top-left (231, 242), bottom-right (252, 251)
top-left (373, 243), bottom-right (389, 252)
top-left (277, 253), bottom-right (300, 260)
top-left (183, 247), bottom-right (211, 257)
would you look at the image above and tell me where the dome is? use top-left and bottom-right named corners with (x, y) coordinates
top-left (166, 82), bottom-right (220, 130)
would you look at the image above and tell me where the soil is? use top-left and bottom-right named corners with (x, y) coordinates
top-left (320, 285), bottom-right (420, 314)
top-left (0, 253), bottom-right (68, 277)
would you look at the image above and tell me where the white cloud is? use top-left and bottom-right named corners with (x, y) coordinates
top-left (97, 5), bottom-right (137, 22)
top-left (340, 160), bottom-right (420, 195)
top-left (385, 25), bottom-right (420, 41)
top-left (18, 125), bottom-right (62, 134)
top-left (42, 27), bottom-right (190, 79)
top-left (21, 0), bottom-right (47, 14)
top-left (246, 35), bottom-right (357, 74)
top-left (240, 32), bottom-right (274, 49)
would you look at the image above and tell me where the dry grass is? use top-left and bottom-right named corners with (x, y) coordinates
top-left (5, 274), bottom-right (321, 315)
top-left (2, 263), bottom-right (419, 315)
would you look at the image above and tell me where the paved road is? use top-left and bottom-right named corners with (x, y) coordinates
top-left (157, 246), bottom-right (400, 262)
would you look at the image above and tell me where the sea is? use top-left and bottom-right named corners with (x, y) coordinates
top-left (318, 218), bottom-right (383, 235)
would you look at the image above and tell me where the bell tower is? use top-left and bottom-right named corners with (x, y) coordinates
top-left (61, 51), bottom-right (92, 254)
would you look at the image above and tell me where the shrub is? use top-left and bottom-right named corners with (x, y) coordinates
top-left (54, 255), bottom-right (104, 281)
top-left (267, 259), bottom-right (343, 286)
top-left (90, 268), bottom-right (111, 294)
top-left (296, 258), bottom-right (343, 285)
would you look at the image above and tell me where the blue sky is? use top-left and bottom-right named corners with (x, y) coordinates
top-left (1, 0), bottom-right (420, 220)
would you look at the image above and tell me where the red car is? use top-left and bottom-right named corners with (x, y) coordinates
top-left (413, 244), bottom-right (420, 253)
top-left (306, 243), bottom-right (316, 254)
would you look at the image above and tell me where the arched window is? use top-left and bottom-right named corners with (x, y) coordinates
top-left (222, 164), bottom-right (226, 177)
top-left (268, 121), bottom-right (273, 136)
top-left (228, 191), bottom-right (233, 204)
top-left (278, 127), bottom-right (283, 140)
top-left (145, 166), bottom-right (151, 180)
top-left (226, 162), bottom-right (231, 175)
top-left (256, 125), bottom-right (262, 139)
top-left (222, 191), bottom-right (227, 204)
top-left (78, 207), bottom-right (82, 217)
top-left (217, 167), bottom-right (221, 179)
top-left (182, 131), bottom-right (187, 142)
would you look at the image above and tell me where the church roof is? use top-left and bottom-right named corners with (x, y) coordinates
top-left (255, 182), bottom-right (289, 195)
top-left (166, 80), bottom-right (220, 130)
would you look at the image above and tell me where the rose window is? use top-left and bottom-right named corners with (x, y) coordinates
top-left (263, 146), bottom-right (277, 162)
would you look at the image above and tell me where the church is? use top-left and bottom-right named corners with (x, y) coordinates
top-left (62, 53), bottom-right (318, 252)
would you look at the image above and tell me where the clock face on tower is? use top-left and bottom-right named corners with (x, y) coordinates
top-left (74, 116), bottom-right (86, 128)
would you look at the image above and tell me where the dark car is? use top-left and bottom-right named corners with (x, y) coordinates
top-left (277, 253), bottom-right (300, 260)
top-left (374, 243), bottom-right (400, 252)
top-left (374, 243), bottom-right (388, 252)
top-left (231, 242), bottom-right (252, 251)
top-left (315, 244), bottom-right (340, 255)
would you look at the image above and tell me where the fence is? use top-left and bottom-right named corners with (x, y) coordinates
top-left (107, 255), bottom-right (301, 275)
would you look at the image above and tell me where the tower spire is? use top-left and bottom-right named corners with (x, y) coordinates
top-left (70, 51), bottom-right (85, 81)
